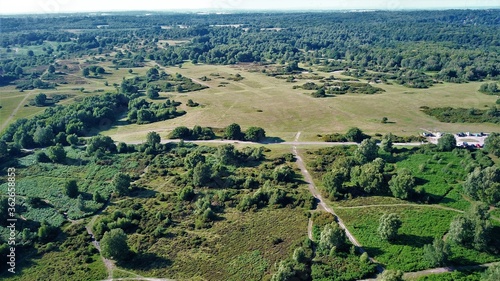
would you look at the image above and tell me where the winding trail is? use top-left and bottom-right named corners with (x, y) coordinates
top-left (403, 261), bottom-right (500, 279)
top-left (291, 131), bottom-right (499, 279)
top-left (291, 132), bottom-right (384, 273)
top-left (0, 90), bottom-right (34, 131)
top-left (335, 203), bottom-right (465, 213)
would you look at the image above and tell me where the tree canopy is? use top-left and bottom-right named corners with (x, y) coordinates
top-left (378, 213), bottom-right (402, 241)
top-left (100, 228), bottom-right (130, 261)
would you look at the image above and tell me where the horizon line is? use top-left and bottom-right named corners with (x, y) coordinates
top-left (1, 7), bottom-right (499, 16)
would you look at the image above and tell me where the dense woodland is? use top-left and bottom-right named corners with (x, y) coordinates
top-left (1, 10), bottom-right (500, 89)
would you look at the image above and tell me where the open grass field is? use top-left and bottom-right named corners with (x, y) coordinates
top-left (394, 151), bottom-right (471, 210)
top-left (334, 205), bottom-right (500, 272)
top-left (100, 62), bottom-right (499, 142)
top-left (2, 58), bottom-right (498, 141)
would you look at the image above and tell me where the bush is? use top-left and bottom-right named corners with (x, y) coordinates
top-left (100, 229), bottom-right (130, 261)
top-left (378, 213), bottom-right (402, 241)
top-left (65, 180), bottom-right (79, 198)
top-left (179, 186), bottom-right (195, 201)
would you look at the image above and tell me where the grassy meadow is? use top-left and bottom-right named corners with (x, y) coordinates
top-left (2, 57), bottom-right (498, 141)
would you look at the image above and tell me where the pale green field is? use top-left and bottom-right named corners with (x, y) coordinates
top-left (0, 61), bottom-right (148, 132)
top-left (2, 59), bottom-right (499, 142)
top-left (103, 62), bottom-right (500, 142)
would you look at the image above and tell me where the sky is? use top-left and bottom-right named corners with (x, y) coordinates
top-left (0, 0), bottom-right (499, 14)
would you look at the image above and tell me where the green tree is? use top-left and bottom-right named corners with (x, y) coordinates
top-left (179, 186), bottom-right (195, 201)
top-left (271, 260), bottom-right (295, 281)
top-left (273, 165), bottom-right (295, 182)
top-left (15, 66), bottom-right (23, 76)
top-left (47, 144), bottom-right (66, 163)
top-left (35, 151), bottom-right (50, 163)
top-left (100, 229), bottom-right (130, 261)
top-left (488, 83), bottom-right (499, 93)
top-left (193, 162), bottom-right (211, 187)
top-left (224, 123), bottom-right (242, 140)
top-left (351, 159), bottom-right (385, 194)
top-left (0, 141), bottom-right (8, 160)
top-left (0, 198), bottom-right (8, 221)
top-left (96, 66), bottom-right (105, 75)
top-left (216, 144), bottom-right (236, 165)
top-left (484, 132), bottom-right (500, 157)
top-left (389, 169), bottom-right (416, 199)
top-left (65, 180), bottom-right (78, 198)
top-left (381, 133), bottom-right (393, 152)
top-left (423, 237), bottom-right (450, 267)
top-left (48, 65), bottom-right (56, 74)
top-left (112, 173), bottom-right (131, 196)
top-left (322, 170), bottom-right (345, 199)
top-left (176, 84), bottom-right (184, 93)
top-left (93, 190), bottom-right (105, 203)
top-left (293, 247), bottom-right (306, 263)
top-left (377, 270), bottom-right (403, 281)
top-left (82, 67), bottom-right (90, 77)
top-left (170, 126), bottom-right (191, 139)
top-left (318, 223), bottom-right (347, 254)
top-left (448, 215), bottom-right (474, 246)
top-left (54, 132), bottom-right (67, 145)
top-left (136, 109), bottom-right (153, 124)
top-left (437, 134), bottom-right (456, 151)
top-left (244, 127), bottom-right (266, 142)
top-left (34, 93), bottom-right (47, 106)
top-left (27, 50), bottom-right (34, 57)
top-left (482, 264), bottom-right (500, 281)
top-left (463, 166), bottom-right (500, 205)
top-left (33, 125), bottom-right (54, 146)
top-left (146, 131), bottom-right (161, 147)
top-left (146, 67), bottom-right (159, 79)
top-left (345, 127), bottom-right (366, 143)
top-left (378, 213), bottom-right (402, 241)
top-left (66, 134), bottom-right (78, 146)
top-left (146, 87), bottom-right (159, 99)
top-left (14, 131), bottom-right (35, 148)
top-left (37, 222), bottom-right (55, 242)
top-left (448, 203), bottom-right (491, 251)
top-left (185, 150), bottom-right (205, 169)
top-left (86, 135), bottom-right (116, 155)
top-left (354, 138), bottom-right (378, 164)
top-left (117, 142), bottom-right (128, 153)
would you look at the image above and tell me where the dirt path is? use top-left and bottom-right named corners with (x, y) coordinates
top-left (0, 90), bottom-right (34, 131)
top-left (103, 277), bottom-right (175, 281)
top-left (291, 132), bottom-right (384, 273)
top-left (335, 203), bottom-right (465, 213)
top-left (403, 261), bottom-right (500, 279)
top-left (307, 218), bottom-right (314, 241)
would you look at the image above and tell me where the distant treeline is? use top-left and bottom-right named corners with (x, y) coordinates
top-left (2, 10), bottom-right (500, 88)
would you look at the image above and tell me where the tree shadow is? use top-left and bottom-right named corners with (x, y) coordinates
top-left (261, 137), bottom-right (285, 144)
top-left (119, 253), bottom-right (171, 271)
top-left (362, 246), bottom-right (385, 259)
top-left (437, 196), bottom-right (456, 205)
top-left (393, 233), bottom-right (433, 247)
top-left (65, 157), bottom-right (90, 166)
top-left (414, 177), bottom-right (429, 186)
top-left (130, 187), bottom-right (158, 199)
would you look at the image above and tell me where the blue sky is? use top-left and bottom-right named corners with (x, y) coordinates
top-left (0, 0), bottom-right (498, 14)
